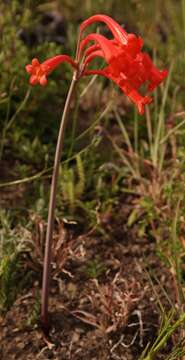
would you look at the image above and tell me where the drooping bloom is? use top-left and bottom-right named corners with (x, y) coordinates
top-left (79, 15), bottom-right (168, 114)
top-left (25, 14), bottom-right (168, 115)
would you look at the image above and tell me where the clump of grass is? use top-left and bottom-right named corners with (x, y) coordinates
top-left (0, 252), bottom-right (21, 311)
top-left (0, 210), bottom-right (32, 311)
top-left (140, 311), bottom-right (185, 360)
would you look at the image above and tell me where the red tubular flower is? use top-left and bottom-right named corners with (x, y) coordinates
top-left (84, 68), bottom-right (153, 115)
top-left (26, 14), bottom-right (168, 115)
top-left (79, 15), bottom-right (168, 114)
top-left (26, 55), bottom-right (77, 86)
top-left (79, 14), bottom-right (128, 44)
top-left (80, 33), bottom-right (117, 62)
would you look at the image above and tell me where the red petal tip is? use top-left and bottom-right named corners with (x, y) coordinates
top-left (40, 75), bottom-right (48, 86)
top-left (25, 64), bottom-right (32, 74)
top-left (138, 96), bottom-right (153, 115)
top-left (32, 58), bottom-right (40, 66)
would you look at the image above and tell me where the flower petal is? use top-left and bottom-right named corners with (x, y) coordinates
top-left (148, 69), bottom-right (168, 91)
top-left (80, 33), bottom-right (117, 62)
top-left (126, 34), bottom-right (143, 56)
top-left (84, 50), bottom-right (105, 67)
top-left (30, 75), bottom-right (38, 85)
top-left (26, 55), bottom-right (77, 87)
top-left (43, 55), bottom-right (78, 73)
top-left (40, 75), bottom-right (48, 86)
top-left (84, 44), bottom-right (101, 57)
top-left (25, 64), bottom-right (33, 74)
top-left (125, 90), bottom-right (153, 115)
top-left (32, 58), bottom-right (40, 66)
top-left (83, 68), bottom-right (153, 115)
top-left (80, 14), bottom-right (128, 44)
top-left (83, 68), bottom-right (110, 77)
top-left (135, 53), bottom-right (168, 91)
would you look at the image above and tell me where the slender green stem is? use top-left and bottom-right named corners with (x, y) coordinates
top-left (41, 72), bottom-right (78, 331)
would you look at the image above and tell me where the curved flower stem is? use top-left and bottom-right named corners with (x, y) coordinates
top-left (41, 71), bottom-right (78, 332)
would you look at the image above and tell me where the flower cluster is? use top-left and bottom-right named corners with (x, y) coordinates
top-left (26, 14), bottom-right (168, 115)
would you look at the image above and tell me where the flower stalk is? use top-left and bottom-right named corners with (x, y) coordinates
top-left (40, 72), bottom-right (78, 331)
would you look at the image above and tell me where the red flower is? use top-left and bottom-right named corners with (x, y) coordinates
top-left (79, 15), bottom-right (168, 114)
top-left (26, 56), bottom-right (77, 86)
top-left (25, 14), bottom-right (168, 115)
top-left (79, 14), bottom-right (129, 45)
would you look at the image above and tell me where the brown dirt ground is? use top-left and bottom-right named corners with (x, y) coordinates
top-left (0, 196), bottom-right (177, 360)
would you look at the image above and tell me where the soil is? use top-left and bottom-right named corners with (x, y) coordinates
top-left (0, 196), bottom-right (176, 360)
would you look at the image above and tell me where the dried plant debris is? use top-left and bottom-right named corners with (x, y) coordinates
top-left (0, 203), bottom-right (177, 360)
